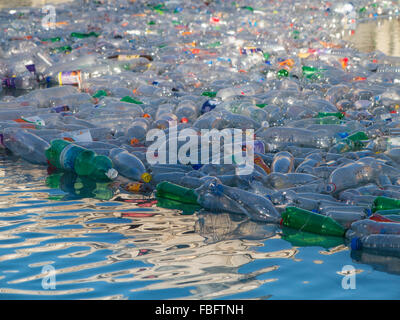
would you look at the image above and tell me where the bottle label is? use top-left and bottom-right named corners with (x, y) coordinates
top-left (381, 113), bottom-right (392, 122)
top-left (59, 144), bottom-right (82, 170)
top-left (117, 54), bottom-right (140, 61)
top-left (239, 47), bottom-right (262, 55)
top-left (201, 99), bottom-right (220, 114)
top-left (58, 71), bottom-right (81, 87)
top-left (254, 140), bottom-right (266, 154)
top-left (52, 105), bottom-right (70, 113)
top-left (61, 129), bottom-right (93, 142)
top-left (25, 64), bottom-right (36, 73)
top-left (14, 116), bottom-right (45, 127)
top-left (3, 78), bottom-right (16, 89)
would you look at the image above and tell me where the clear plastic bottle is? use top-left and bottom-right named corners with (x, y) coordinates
top-left (3, 127), bottom-right (50, 164)
top-left (351, 234), bottom-right (400, 256)
top-left (109, 148), bottom-right (152, 183)
top-left (195, 179), bottom-right (281, 223)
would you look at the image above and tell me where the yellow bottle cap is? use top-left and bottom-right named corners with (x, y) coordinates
top-left (141, 173), bottom-right (152, 183)
top-left (126, 182), bottom-right (142, 193)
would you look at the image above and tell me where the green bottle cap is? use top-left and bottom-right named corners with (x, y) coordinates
top-left (277, 69), bottom-right (289, 77)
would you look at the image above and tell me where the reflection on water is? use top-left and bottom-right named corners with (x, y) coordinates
top-left (0, 0), bottom-right (73, 9)
top-left (0, 149), bottom-right (371, 300)
top-left (345, 17), bottom-right (400, 56)
top-left (1, 149), bottom-right (400, 299)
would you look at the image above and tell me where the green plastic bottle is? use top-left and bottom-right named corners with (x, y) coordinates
top-left (241, 6), bottom-right (254, 12)
top-left (372, 196), bottom-right (400, 213)
top-left (302, 66), bottom-right (324, 79)
top-left (70, 32), bottom-right (99, 39)
top-left (120, 96), bottom-right (143, 104)
top-left (317, 112), bottom-right (344, 120)
top-left (155, 182), bottom-right (198, 205)
top-left (41, 36), bottom-right (61, 42)
top-left (92, 89), bottom-right (108, 99)
top-left (346, 131), bottom-right (369, 142)
top-left (45, 139), bottom-right (118, 181)
top-left (280, 207), bottom-right (345, 237)
top-left (207, 41), bottom-right (221, 48)
top-left (201, 91), bottom-right (217, 98)
top-left (51, 45), bottom-right (72, 53)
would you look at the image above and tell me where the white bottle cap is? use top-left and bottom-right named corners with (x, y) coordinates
top-left (106, 168), bottom-right (118, 180)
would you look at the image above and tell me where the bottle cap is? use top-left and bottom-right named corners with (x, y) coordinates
top-left (338, 132), bottom-right (349, 139)
top-left (130, 138), bottom-right (140, 146)
top-left (106, 168), bottom-right (118, 180)
top-left (126, 182), bottom-right (142, 193)
top-left (192, 164), bottom-right (203, 170)
top-left (141, 173), bottom-right (152, 183)
top-left (350, 237), bottom-right (362, 251)
top-left (326, 183), bottom-right (336, 193)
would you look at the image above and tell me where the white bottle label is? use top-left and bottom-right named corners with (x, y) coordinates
top-left (21, 116), bottom-right (45, 126)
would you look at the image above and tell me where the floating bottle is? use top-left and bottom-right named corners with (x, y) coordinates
top-left (280, 206), bottom-right (346, 237)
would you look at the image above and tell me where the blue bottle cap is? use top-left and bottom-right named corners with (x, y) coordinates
top-left (351, 237), bottom-right (362, 250)
top-left (366, 208), bottom-right (372, 217)
top-left (192, 164), bottom-right (203, 170)
top-left (211, 183), bottom-right (224, 196)
top-left (338, 132), bottom-right (349, 139)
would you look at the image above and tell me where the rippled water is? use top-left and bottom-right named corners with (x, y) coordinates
top-left (1, 149), bottom-right (400, 300)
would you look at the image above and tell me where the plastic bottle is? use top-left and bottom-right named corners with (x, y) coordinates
top-left (125, 118), bottom-right (150, 145)
top-left (2, 72), bottom-right (37, 90)
top-left (195, 180), bottom-right (281, 223)
top-left (3, 127), bottom-right (50, 164)
top-left (281, 206), bottom-right (346, 237)
top-left (271, 151), bottom-right (294, 173)
top-left (351, 234), bottom-right (400, 256)
top-left (346, 219), bottom-right (400, 239)
top-left (45, 139), bottom-right (118, 181)
top-left (156, 181), bottom-right (199, 205)
top-left (109, 148), bottom-right (151, 183)
top-left (328, 160), bottom-right (378, 193)
top-left (372, 196), bottom-right (400, 213)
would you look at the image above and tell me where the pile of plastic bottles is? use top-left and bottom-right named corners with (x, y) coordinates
top-left (2, 0), bottom-right (400, 259)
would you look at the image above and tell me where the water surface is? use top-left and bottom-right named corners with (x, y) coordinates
top-left (0, 150), bottom-right (399, 300)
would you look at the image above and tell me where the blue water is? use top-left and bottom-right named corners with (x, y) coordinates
top-left (0, 150), bottom-right (399, 299)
